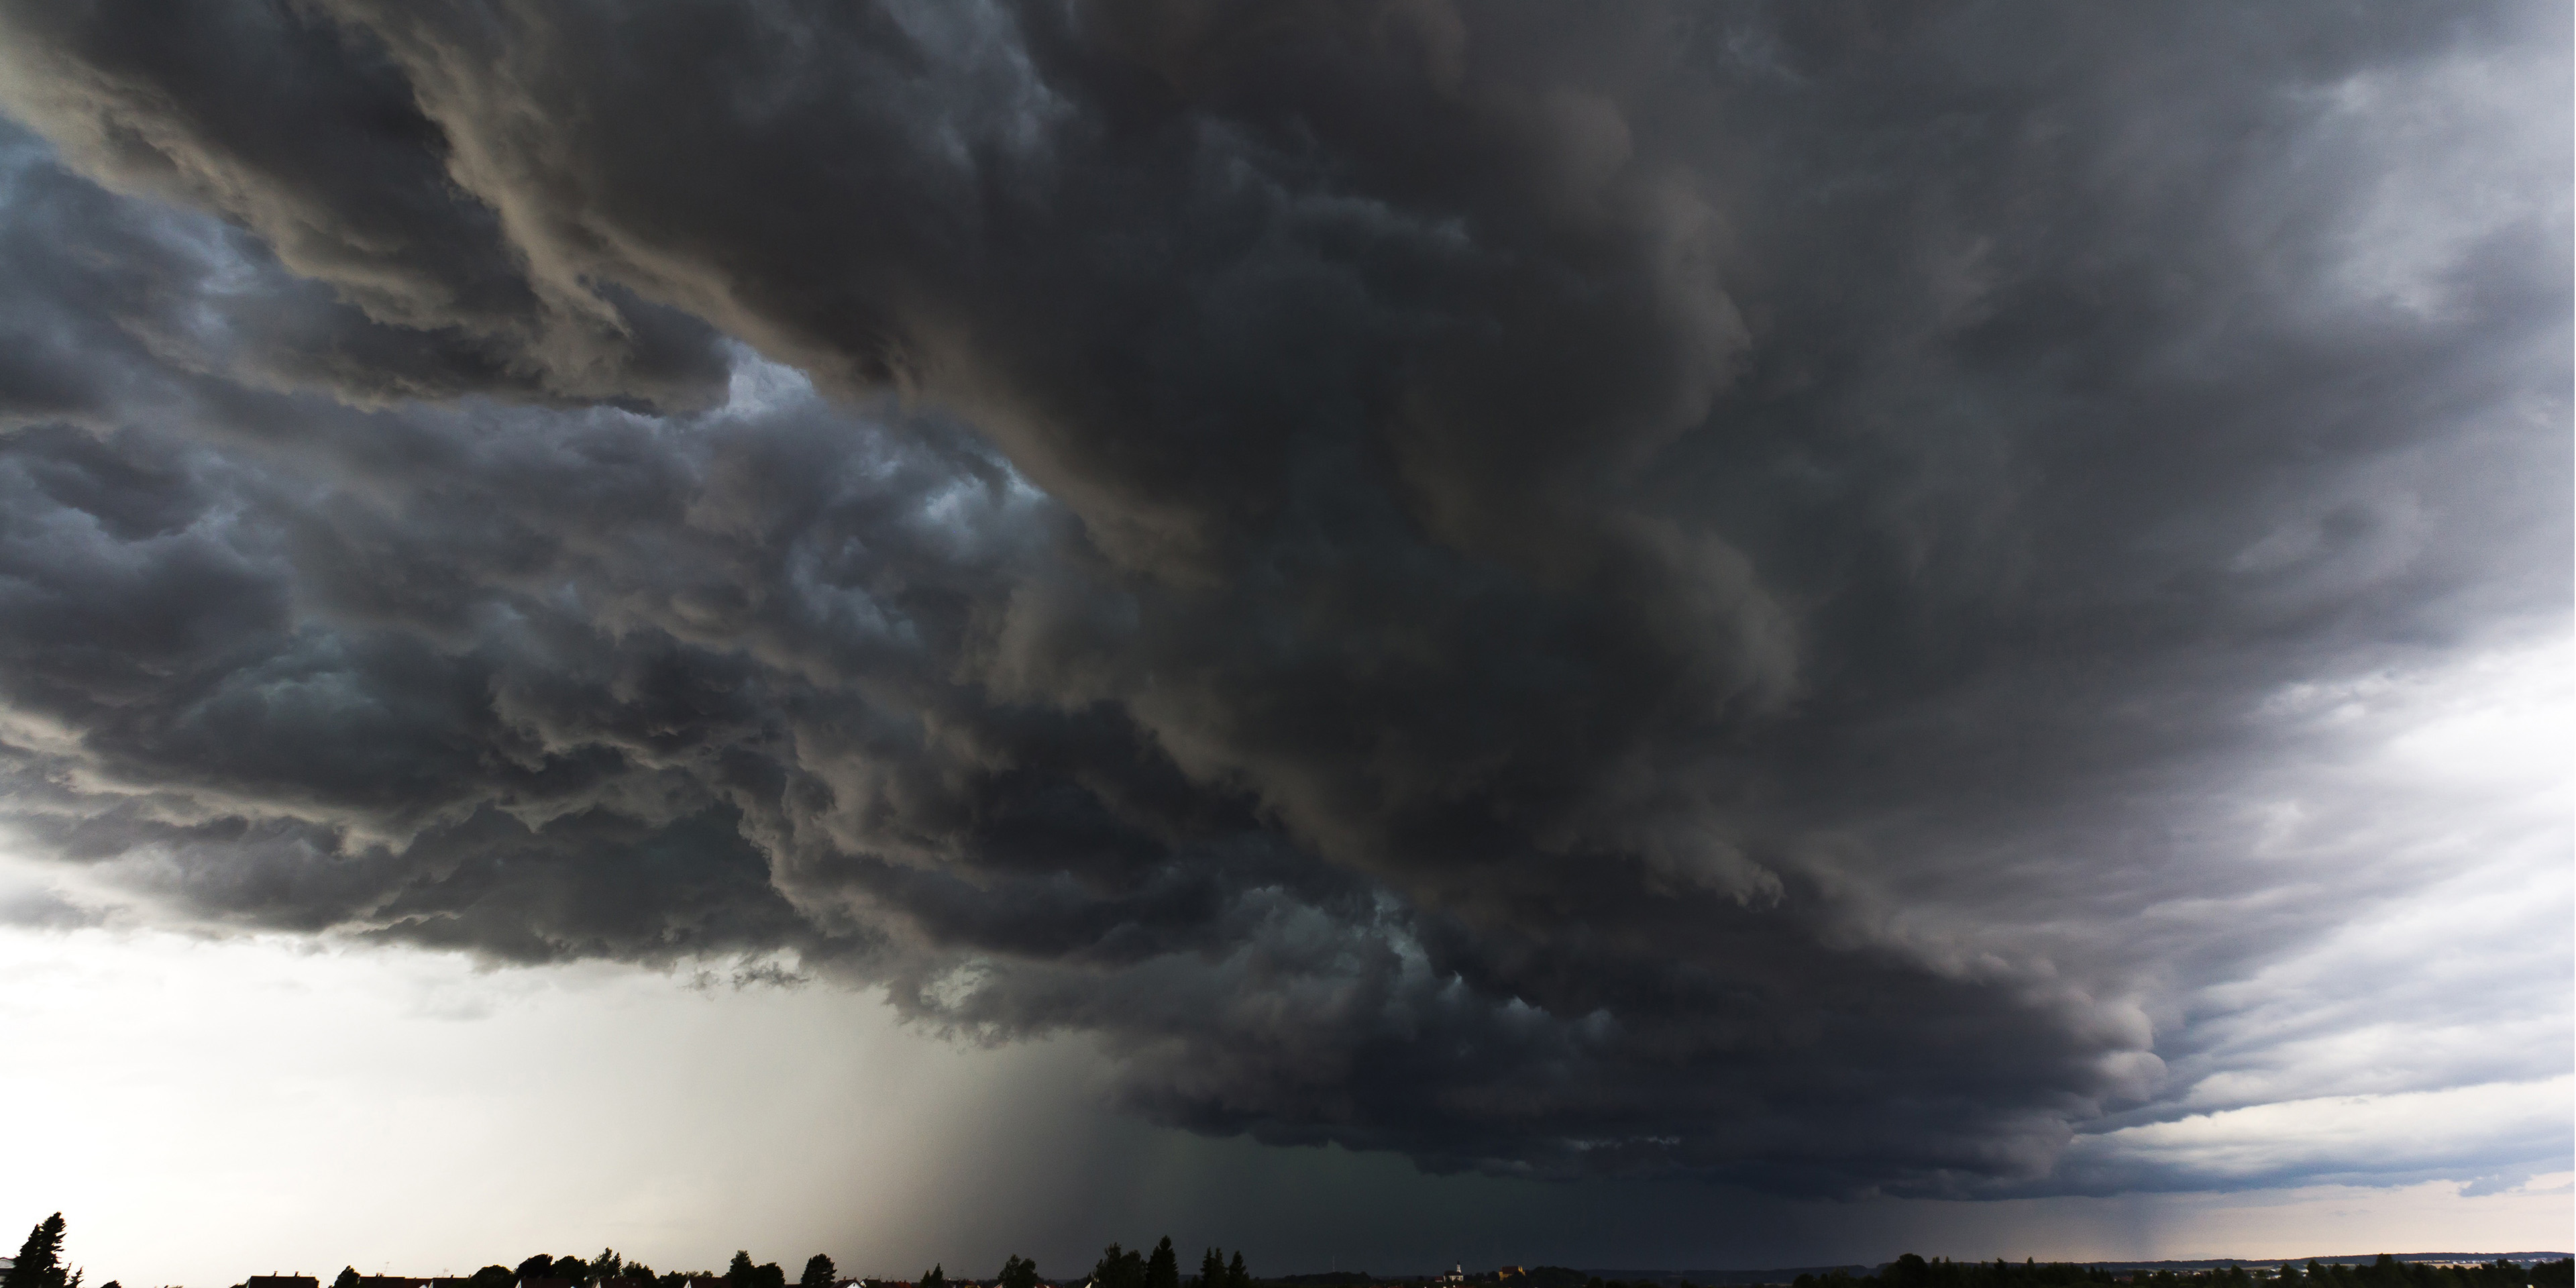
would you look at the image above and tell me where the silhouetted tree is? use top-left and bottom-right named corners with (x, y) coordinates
top-left (921, 1265), bottom-right (947, 1288)
top-left (594, 1253), bottom-right (625, 1284)
top-left (1194, 1251), bottom-right (1224, 1288)
top-left (1145, 1240), bottom-right (1177, 1288)
top-left (334, 1269), bottom-right (361, 1288)
top-left (801, 1258), bottom-right (835, 1288)
top-left (1000, 1256), bottom-right (1038, 1288)
top-left (522, 1258), bottom-right (559, 1285)
top-left (1225, 1253), bottom-right (1248, 1288)
top-left (470, 1267), bottom-right (515, 1288)
top-left (5, 1216), bottom-right (83, 1288)
top-left (729, 1256), bottom-right (758, 1288)
top-left (557, 1258), bottom-right (592, 1284)
top-left (1092, 1247), bottom-right (1144, 1288)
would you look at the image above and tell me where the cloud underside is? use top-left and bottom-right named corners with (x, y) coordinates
top-left (0, 0), bottom-right (2565, 1197)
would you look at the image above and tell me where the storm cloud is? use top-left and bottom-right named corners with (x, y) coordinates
top-left (0, 0), bottom-right (2564, 1199)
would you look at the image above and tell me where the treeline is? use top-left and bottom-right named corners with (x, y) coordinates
top-left (1788, 1256), bottom-right (2576, 1288)
top-left (1085, 1238), bottom-right (1250, 1288)
top-left (361, 1236), bottom-right (1252, 1288)
top-left (10, 1213), bottom-right (1256, 1288)
top-left (423, 1247), bottom-right (869, 1288)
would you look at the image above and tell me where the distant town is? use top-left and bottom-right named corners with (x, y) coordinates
top-left (5, 1218), bottom-right (2569, 1288)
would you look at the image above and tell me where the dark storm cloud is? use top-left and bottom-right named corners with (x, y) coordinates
top-left (0, 0), bottom-right (2564, 1197)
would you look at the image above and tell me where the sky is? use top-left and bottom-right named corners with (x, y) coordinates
top-left (0, 1), bottom-right (2567, 1283)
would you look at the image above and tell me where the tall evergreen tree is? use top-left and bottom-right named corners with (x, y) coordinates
top-left (1144, 1240), bottom-right (1177, 1288)
top-left (1000, 1256), bottom-right (1038, 1288)
top-left (5, 1214), bottom-right (81, 1288)
top-left (920, 1265), bottom-right (947, 1288)
top-left (1225, 1254), bottom-right (1248, 1288)
top-left (1195, 1251), bottom-right (1224, 1288)
top-left (800, 1258), bottom-right (835, 1288)
top-left (1091, 1247), bottom-right (1144, 1288)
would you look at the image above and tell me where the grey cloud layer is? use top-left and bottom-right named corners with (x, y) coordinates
top-left (0, 0), bottom-right (2565, 1196)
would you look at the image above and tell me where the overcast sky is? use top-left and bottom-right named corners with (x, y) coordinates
top-left (0, 1), bottom-right (2567, 1282)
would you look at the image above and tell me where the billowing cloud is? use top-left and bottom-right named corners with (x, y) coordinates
top-left (0, 0), bottom-right (2563, 1199)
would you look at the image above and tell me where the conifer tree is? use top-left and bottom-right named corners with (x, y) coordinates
top-left (801, 1258), bottom-right (835, 1288)
top-left (1226, 1254), bottom-right (1248, 1288)
top-left (1091, 1247), bottom-right (1144, 1288)
top-left (5, 1214), bottom-right (82, 1288)
top-left (1144, 1241), bottom-right (1177, 1288)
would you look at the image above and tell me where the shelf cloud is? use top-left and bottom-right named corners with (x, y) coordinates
top-left (0, 0), bottom-right (2563, 1200)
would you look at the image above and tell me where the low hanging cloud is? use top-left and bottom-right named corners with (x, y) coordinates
top-left (0, 0), bottom-right (2565, 1198)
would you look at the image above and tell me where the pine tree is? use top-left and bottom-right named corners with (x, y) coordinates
top-left (1225, 1254), bottom-right (1248, 1288)
top-left (5, 1214), bottom-right (82, 1288)
top-left (1196, 1251), bottom-right (1224, 1288)
top-left (800, 1258), bottom-right (835, 1288)
top-left (920, 1265), bottom-right (947, 1288)
top-left (1145, 1241), bottom-right (1177, 1288)
top-left (1092, 1247), bottom-right (1144, 1288)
